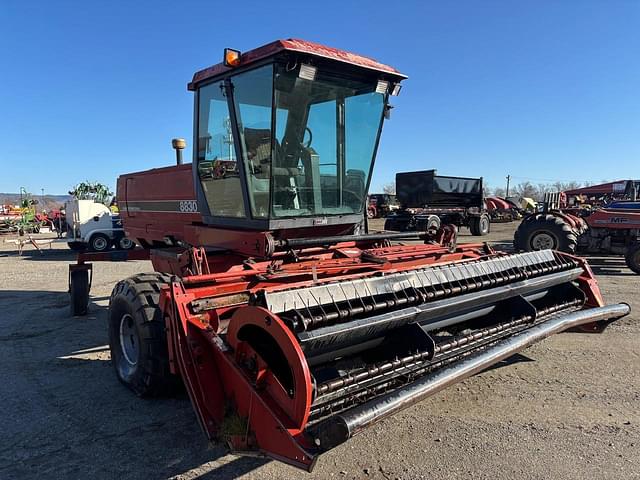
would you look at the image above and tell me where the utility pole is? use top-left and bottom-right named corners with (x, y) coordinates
top-left (505, 175), bottom-right (511, 198)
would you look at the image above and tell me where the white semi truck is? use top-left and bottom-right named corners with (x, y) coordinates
top-left (65, 199), bottom-right (135, 251)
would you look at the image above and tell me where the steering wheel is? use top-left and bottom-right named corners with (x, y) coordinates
top-left (302, 127), bottom-right (313, 148)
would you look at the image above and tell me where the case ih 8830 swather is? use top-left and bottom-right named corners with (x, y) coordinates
top-left (71, 40), bottom-right (630, 471)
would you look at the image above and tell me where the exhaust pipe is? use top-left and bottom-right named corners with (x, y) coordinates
top-left (314, 303), bottom-right (630, 450)
top-left (172, 138), bottom-right (186, 165)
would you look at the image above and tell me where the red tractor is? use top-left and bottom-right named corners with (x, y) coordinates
top-left (485, 196), bottom-right (521, 222)
top-left (70, 40), bottom-right (630, 471)
top-left (367, 193), bottom-right (399, 218)
top-left (514, 192), bottom-right (640, 273)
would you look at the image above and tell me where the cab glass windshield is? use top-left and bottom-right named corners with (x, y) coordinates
top-left (272, 65), bottom-right (384, 217)
top-left (196, 62), bottom-right (386, 221)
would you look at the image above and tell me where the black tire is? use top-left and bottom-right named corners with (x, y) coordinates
top-left (426, 215), bottom-right (441, 231)
top-left (89, 233), bottom-right (111, 252)
top-left (469, 217), bottom-right (479, 236)
top-left (480, 214), bottom-right (491, 235)
top-left (70, 268), bottom-right (89, 316)
top-left (514, 214), bottom-right (578, 253)
top-left (117, 236), bottom-right (136, 250)
top-left (108, 273), bottom-right (179, 396)
top-left (625, 243), bottom-right (640, 274)
top-left (67, 241), bottom-right (87, 252)
top-left (469, 214), bottom-right (490, 236)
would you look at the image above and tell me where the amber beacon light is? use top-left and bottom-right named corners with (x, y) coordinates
top-left (223, 48), bottom-right (241, 67)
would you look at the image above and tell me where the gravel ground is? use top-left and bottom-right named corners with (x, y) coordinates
top-left (0, 222), bottom-right (638, 480)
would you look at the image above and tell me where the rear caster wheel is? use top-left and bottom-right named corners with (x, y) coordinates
top-left (69, 267), bottom-right (90, 316)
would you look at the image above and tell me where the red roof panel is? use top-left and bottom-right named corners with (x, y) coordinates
top-left (564, 180), bottom-right (630, 196)
top-left (188, 38), bottom-right (407, 90)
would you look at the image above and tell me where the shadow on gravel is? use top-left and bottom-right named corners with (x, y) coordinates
top-left (484, 353), bottom-right (534, 373)
top-left (0, 286), bottom-right (543, 479)
top-left (0, 247), bottom-right (77, 261)
top-left (0, 289), bottom-right (270, 479)
top-left (585, 255), bottom-right (635, 277)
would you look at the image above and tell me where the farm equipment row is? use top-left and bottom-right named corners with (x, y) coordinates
top-left (0, 188), bottom-right (55, 235)
top-left (515, 191), bottom-right (640, 274)
top-left (67, 39), bottom-right (630, 471)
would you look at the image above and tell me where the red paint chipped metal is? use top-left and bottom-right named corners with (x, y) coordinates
top-left (188, 38), bottom-right (407, 90)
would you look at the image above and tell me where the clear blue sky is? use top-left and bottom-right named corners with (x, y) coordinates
top-left (1, 0), bottom-right (638, 195)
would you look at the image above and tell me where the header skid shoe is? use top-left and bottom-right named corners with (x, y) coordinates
top-left (163, 246), bottom-right (629, 471)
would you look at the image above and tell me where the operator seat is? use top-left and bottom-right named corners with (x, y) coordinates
top-left (244, 128), bottom-right (271, 216)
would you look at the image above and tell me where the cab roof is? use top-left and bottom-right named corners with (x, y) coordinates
top-left (188, 38), bottom-right (407, 91)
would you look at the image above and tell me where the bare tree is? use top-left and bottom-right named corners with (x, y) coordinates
top-left (493, 187), bottom-right (506, 198)
top-left (537, 183), bottom-right (552, 198)
top-left (564, 181), bottom-right (582, 191)
top-left (515, 181), bottom-right (538, 199)
top-left (382, 182), bottom-right (396, 195)
top-left (546, 180), bottom-right (583, 193)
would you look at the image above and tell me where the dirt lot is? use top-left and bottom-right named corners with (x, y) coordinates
top-left (1, 222), bottom-right (638, 480)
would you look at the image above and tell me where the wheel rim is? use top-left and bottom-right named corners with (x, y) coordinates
top-left (481, 218), bottom-right (489, 233)
top-left (120, 238), bottom-right (133, 249)
top-left (93, 237), bottom-right (108, 251)
top-left (119, 314), bottom-right (139, 366)
top-left (531, 232), bottom-right (556, 250)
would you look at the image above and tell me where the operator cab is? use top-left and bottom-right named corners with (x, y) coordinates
top-left (189, 39), bottom-right (406, 233)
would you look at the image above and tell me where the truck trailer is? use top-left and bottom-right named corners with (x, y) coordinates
top-left (384, 169), bottom-right (491, 235)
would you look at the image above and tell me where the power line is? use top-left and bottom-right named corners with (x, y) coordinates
top-left (508, 175), bottom-right (610, 184)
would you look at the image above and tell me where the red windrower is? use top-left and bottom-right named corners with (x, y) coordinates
top-left (68, 38), bottom-right (629, 472)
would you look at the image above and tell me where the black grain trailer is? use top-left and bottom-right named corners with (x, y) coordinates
top-left (384, 169), bottom-right (490, 235)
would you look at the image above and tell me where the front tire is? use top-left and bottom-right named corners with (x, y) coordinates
top-left (470, 214), bottom-right (491, 236)
top-left (118, 236), bottom-right (136, 250)
top-left (514, 214), bottom-right (578, 253)
top-left (89, 233), bottom-right (111, 252)
top-left (426, 215), bottom-right (441, 231)
top-left (108, 273), bottom-right (179, 396)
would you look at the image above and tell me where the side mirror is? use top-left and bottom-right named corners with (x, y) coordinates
top-left (384, 104), bottom-right (394, 120)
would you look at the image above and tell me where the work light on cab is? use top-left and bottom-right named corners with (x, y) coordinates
top-left (223, 48), bottom-right (241, 67)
